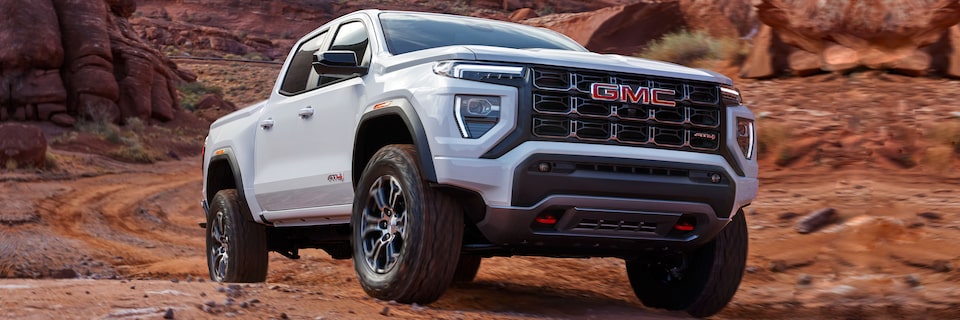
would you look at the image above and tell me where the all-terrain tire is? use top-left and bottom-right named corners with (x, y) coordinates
top-left (351, 144), bottom-right (464, 304)
top-left (206, 189), bottom-right (268, 282)
top-left (452, 255), bottom-right (482, 283)
top-left (626, 210), bottom-right (748, 318)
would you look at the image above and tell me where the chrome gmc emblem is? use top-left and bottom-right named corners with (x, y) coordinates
top-left (590, 83), bottom-right (676, 107)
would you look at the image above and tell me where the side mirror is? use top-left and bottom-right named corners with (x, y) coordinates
top-left (312, 51), bottom-right (368, 76)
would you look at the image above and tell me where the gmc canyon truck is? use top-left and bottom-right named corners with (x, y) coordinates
top-left (201, 10), bottom-right (758, 317)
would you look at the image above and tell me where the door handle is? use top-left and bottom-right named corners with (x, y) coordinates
top-left (298, 106), bottom-right (315, 118)
top-left (260, 118), bottom-right (274, 129)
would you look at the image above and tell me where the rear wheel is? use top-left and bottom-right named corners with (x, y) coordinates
top-left (206, 189), bottom-right (268, 282)
top-left (626, 211), bottom-right (748, 317)
top-left (352, 144), bottom-right (464, 304)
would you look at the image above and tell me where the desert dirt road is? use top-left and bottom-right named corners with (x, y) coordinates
top-left (1, 152), bottom-right (959, 319)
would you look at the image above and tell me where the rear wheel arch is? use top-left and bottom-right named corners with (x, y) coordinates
top-left (206, 153), bottom-right (252, 221)
top-left (353, 102), bottom-right (436, 188)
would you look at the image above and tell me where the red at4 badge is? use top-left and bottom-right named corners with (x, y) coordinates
top-left (590, 83), bottom-right (676, 107)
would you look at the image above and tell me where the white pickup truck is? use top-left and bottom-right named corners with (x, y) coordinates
top-left (201, 9), bottom-right (758, 317)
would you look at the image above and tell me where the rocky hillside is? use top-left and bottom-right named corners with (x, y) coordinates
top-left (132, 0), bottom-right (646, 60)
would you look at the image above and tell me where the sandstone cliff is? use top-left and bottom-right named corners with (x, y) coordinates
top-left (741, 0), bottom-right (960, 78)
top-left (0, 0), bottom-right (195, 126)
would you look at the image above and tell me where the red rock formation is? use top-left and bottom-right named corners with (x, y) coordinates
top-left (509, 8), bottom-right (539, 21)
top-left (0, 0), bottom-right (194, 126)
top-left (130, 0), bottom-right (660, 60)
top-left (742, 0), bottom-right (960, 78)
top-left (0, 124), bottom-right (47, 169)
top-left (524, 0), bottom-right (756, 55)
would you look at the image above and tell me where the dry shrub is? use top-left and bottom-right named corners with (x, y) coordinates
top-left (757, 120), bottom-right (792, 160)
top-left (111, 142), bottom-right (154, 164)
top-left (922, 146), bottom-right (955, 173)
top-left (922, 121), bottom-right (960, 171)
top-left (636, 30), bottom-right (742, 68)
top-left (928, 121), bottom-right (960, 154)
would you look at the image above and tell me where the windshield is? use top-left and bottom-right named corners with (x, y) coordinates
top-left (379, 12), bottom-right (586, 55)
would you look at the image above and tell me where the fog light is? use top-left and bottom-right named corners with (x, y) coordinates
top-left (455, 95), bottom-right (501, 138)
top-left (710, 173), bottom-right (722, 184)
top-left (538, 162), bottom-right (552, 172)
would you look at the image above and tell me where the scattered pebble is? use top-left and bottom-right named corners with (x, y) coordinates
top-left (905, 274), bottom-right (922, 287)
top-left (163, 308), bottom-right (175, 319)
top-left (280, 312), bottom-right (290, 319)
top-left (387, 300), bottom-right (399, 306)
top-left (380, 306), bottom-right (391, 316)
top-left (796, 208), bottom-right (838, 234)
top-left (917, 212), bottom-right (942, 220)
top-left (778, 212), bottom-right (799, 220)
top-left (797, 274), bottom-right (812, 285)
top-left (52, 269), bottom-right (78, 279)
top-left (769, 260), bottom-right (787, 272)
top-left (171, 278), bottom-right (179, 284)
top-left (932, 260), bottom-right (952, 273)
top-left (411, 303), bottom-right (425, 312)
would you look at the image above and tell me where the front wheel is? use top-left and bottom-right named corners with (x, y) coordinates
top-left (206, 189), bottom-right (268, 282)
top-left (626, 211), bottom-right (748, 318)
top-left (351, 144), bottom-right (464, 304)
top-left (452, 255), bottom-right (482, 283)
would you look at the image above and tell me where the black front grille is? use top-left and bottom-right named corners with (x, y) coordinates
top-left (530, 67), bottom-right (723, 152)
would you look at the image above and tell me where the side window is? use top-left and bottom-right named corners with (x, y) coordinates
top-left (279, 31), bottom-right (327, 95)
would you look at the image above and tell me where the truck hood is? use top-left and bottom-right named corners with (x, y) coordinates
top-left (462, 46), bottom-right (733, 85)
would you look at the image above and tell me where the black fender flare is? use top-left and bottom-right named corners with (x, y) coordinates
top-left (353, 99), bottom-right (437, 186)
top-left (207, 150), bottom-right (261, 223)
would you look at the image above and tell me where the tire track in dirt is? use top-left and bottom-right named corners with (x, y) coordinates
top-left (34, 160), bottom-right (206, 275)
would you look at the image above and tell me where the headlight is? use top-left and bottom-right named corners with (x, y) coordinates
top-left (721, 85), bottom-right (742, 106)
top-left (736, 117), bottom-right (756, 159)
top-left (454, 95), bottom-right (500, 138)
top-left (433, 61), bottom-right (524, 83)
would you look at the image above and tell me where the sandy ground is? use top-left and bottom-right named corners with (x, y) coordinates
top-left (2, 64), bottom-right (959, 319)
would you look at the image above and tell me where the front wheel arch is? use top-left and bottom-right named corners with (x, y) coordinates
top-left (353, 101), bottom-right (436, 188)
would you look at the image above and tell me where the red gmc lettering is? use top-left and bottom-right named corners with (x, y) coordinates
top-left (651, 88), bottom-right (676, 107)
top-left (620, 86), bottom-right (649, 104)
top-left (591, 83), bottom-right (619, 101)
top-left (591, 83), bottom-right (675, 107)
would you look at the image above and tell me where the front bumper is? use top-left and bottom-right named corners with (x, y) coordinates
top-left (433, 142), bottom-right (757, 255)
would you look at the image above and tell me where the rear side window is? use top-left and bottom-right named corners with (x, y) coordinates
top-left (280, 31), bottom-right (328, 95)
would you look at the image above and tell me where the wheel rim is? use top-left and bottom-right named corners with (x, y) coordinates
top-left (209, 209), bottom-right (229, 281)
top-left (360, 175), bottom-right (407, 274)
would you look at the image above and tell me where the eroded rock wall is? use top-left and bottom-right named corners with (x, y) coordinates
top-left (741, 0), bottom-right (960, 78)
top-left (0, 0), bottom-right (194, 126)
